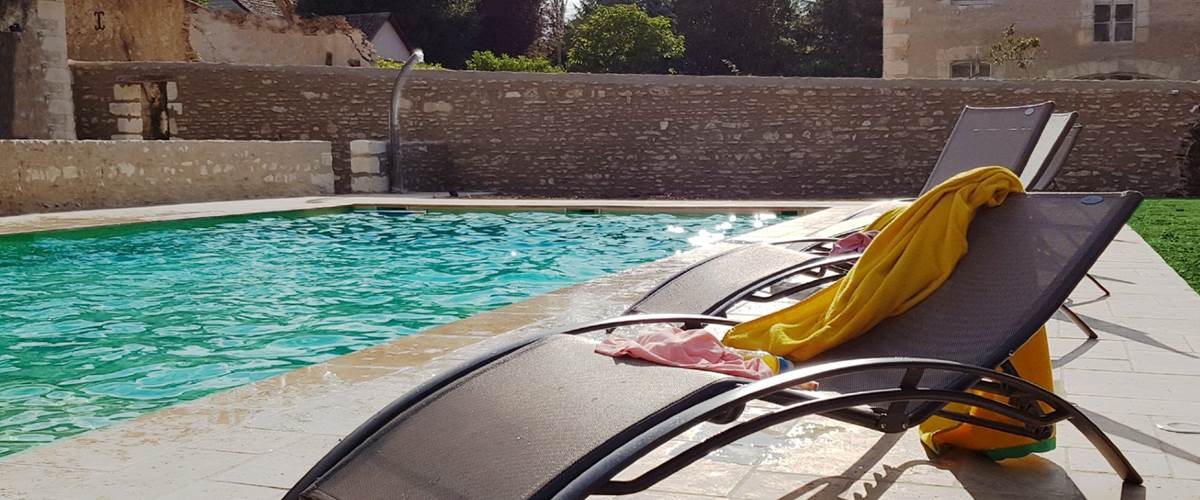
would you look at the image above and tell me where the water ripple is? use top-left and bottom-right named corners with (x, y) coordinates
top-left (0, 210), bottom-right (782, 456)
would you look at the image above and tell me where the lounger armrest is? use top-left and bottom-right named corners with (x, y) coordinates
top-left (559, 314), bottom-right (741, 336)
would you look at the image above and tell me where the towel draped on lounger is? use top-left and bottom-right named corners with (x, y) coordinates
top-left (723, 166), bottom-right (1056, 459)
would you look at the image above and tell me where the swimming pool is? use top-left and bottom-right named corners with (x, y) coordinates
top-left (0, 209), bottom-right (783, 456)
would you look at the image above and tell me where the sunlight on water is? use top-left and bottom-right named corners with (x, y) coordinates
top-left (0, 210), bottom-right (785, 456)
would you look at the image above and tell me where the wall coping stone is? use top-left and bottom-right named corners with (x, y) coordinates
top-left (68, 60), bottom-right (1200, 90)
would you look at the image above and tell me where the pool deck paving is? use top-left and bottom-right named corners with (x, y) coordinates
top-left (1, 196), bottom-right (1199, 499)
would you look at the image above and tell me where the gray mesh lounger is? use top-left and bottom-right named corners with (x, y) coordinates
top-left (626, 102), bottom-right (1056, 319)
top-left (1035, 123), bottom-right (1083, 192)
top-left (1017, 114), bottom-right (1111, 336)
top-left (287, 192), bottom-right (1143, 500)
top-left (817, 104), bottom-right (1069, 240)
top-left (811, 112), bottom-right (1103, 338)
top-left (1022, 112), bottom-right (1081, 189)
top-left (919, 102), bottom-right (1055, 193)
top-left (628, 108), bottom-right (1103, 339)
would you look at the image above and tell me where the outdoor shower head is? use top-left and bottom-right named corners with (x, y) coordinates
top-left (389, 47), bottom-right (426, 193)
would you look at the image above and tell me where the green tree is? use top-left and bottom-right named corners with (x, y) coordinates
top-left (566, 4), bottom-right (684, 74)
top-left (987, 24), bottom-right (1041, 77)
top-left (793, 0), bottom-right (883, 77)
top-left (466, 50), bottom-right (562, 72)
top-left (673, 0), bottom-right (802, 76)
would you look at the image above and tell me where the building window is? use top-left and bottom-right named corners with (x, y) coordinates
top-left (950, 60), bottom-right (991, 79)
top-left (1094, 1), bottom-right (1135, 42)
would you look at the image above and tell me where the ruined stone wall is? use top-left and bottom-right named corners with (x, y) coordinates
top-left (71, 62), bottom-right (1200, 197)
top-left (1, 0), bottom-right (75, 139)
top-left (188, 7), bottom-right (373, 67)
top-left (65, 0), bottom-right (193, 62)
top-left (884, 0), bottom-right (1200, 80)
top-left (0, 140), bottom-right (334, 215)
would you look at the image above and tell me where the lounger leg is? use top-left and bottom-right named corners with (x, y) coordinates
top-left (571, 358), bottom-right (1145, 497)
top-left (1086, 273), bottom-right (1112, 298)
top-left (1060, 305), bottom-right (1099, 340)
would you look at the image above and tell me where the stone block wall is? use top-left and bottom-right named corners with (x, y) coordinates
top-left (70, 62), bottom-right (1200, 198)
top-left (1, 0), bottom-right (75, 139)
top-left (349, 139), bottom-right (389, 193)
top-left (0, 140), bottom-right (334, 215)
top-left (401, 141), bottom-right (455, 192)
top-left (348, 141), bottom-right (455, 192)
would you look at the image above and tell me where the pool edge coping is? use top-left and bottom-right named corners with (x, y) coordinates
top-left (0, 195), bottom-right (876, 237)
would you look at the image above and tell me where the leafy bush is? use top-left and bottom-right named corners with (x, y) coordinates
top-left (464, 51), bottom-right (562, 73)
top-left (567, 4), bottom-right (684, 74)
top-left (377, 58), bottom-right (446, 70)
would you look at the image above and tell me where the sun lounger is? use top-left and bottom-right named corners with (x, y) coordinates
top-left (629, 108), bottom-right (1103, 339)
top-left (1021, 112), bottom-right (1081, 189)
top-left (286, 192), bottom-right (1143, 500)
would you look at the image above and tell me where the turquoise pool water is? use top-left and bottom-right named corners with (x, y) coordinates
top-left (0, 209), bottom-right (782, 456)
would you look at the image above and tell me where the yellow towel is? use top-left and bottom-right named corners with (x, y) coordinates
top-left (723, 166), bottom-right (1056, 459)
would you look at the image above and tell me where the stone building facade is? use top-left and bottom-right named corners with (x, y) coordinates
top-left (884, 0), bottom-right (1200, 80)
top-left (63, 0), bottom-right (374, 67)
top-left (0, 0), bottom-right (76, 139)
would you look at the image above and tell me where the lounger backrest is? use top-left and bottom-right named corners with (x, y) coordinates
top-left (919, 102), bottom-right (1055, 194)
top-left (1030, 124), bottom-right (1084, 191)
top-left (810, 192), bottom-right (1141, 420)
top-left (1021, 112), bottom-right (1080, 188)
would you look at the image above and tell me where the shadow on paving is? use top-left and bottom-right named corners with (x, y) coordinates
top-left (770, 434), bottom-right (1116, 499)
top-left (1074, 312), bottom-right (1198, 360)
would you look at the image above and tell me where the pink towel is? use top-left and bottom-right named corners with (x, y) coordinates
top-left (830, 230), bottom-right (879, 256)
top-left (595, 326), bottom-right (775, 379)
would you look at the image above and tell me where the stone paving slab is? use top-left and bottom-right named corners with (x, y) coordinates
top-left (1, 200), bottom-right (1199, 499)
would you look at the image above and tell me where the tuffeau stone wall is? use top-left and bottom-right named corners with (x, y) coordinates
top-left (2, 0), bottom-right (75, 140)
top-left (70, 62), bottom-right (1200, 197)
top-left (0, 140), bottom-right (334, 215)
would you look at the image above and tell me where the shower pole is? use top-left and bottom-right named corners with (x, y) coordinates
top-left (388, 49), bottom-right (424, 193)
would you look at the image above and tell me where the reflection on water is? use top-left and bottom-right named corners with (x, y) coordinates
top-left (0, 210), bottom-right (785, 456)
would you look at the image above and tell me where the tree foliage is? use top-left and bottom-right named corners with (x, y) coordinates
top-left (474, 0), bottom-right (544, 56)
top-left (566, 4), bottom-right (684, 74)
top-left (466, 50), bottom-right (562, 72)
top-left (297, 0), bottom-right (885, 76)
top-left (673, 0), bottom-right (802, 76)
top-left (793, 0), bottom-right (883, 77)
top-left (377, 58), bottom-right (445, 70)
top-left (987, 23), bottom-right (1041, 74)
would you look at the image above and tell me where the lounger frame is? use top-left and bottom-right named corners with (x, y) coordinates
top-left (286, 313), bottom-right (1143, 500)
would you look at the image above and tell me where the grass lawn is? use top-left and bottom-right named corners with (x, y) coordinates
top-left (1128, 198), bottom-right (1200, 293)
